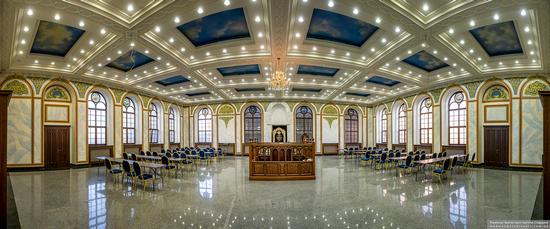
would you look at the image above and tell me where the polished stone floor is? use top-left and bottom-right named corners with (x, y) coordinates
top-left (9, 156), bottom-right (541, 229)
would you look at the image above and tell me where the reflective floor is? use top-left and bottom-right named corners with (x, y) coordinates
top-left (9, 156), bottom-right (541, 229)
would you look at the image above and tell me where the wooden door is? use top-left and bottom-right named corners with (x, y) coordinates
top-left (484, 126), bottom-right (509, 167)
top-left (44, 126), bottom-right (70, 169)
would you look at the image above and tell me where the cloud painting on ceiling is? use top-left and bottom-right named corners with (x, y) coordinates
top-left (402, 51), bottom-right (449, 72)
top-left (186, 91), bottom-right (210, 97)
top-left (155, 75), bottom-right (190, 86)
top-left (346, 92), bottom-right (370, 97)
top-left (106, 50), bottom-right (155, 72)
top-left (366, 76), bottom-right (400, 87)
top-left (235, 88), bottom-right (265, 92)
top-left (177, 8), bottom-right (250, 47)
top-left (30, 20), bottom-right (85, 57)
top-left (306, 8), bottom-right (379, 47)
top-left (469, 21), bottom-right (523, 56)
top-left (217, 64), bottom-right (260, 76)
top-left (292, 87), bottom-right (322, 93)
top-left (297, 65), bottom-right (339, 77)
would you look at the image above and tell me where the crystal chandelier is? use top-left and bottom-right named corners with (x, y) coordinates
top-left (269, 58), bottom-right (290, 91)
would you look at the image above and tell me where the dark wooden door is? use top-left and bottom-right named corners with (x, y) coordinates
top-left (484, 126), bottom-right (509, 167)
top-left (44, 126), bottom-right (70, 169)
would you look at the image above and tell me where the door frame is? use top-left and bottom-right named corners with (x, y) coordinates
top-left (44, 125), bottom-right (71, 169)
top-left (483, 125), bottom-right (510, 167)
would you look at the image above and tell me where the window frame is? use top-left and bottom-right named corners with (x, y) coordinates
top-left (397, 104), bottom-right (407, 144)
top-left (149, 103), bottom-right (159, 143)
top-left (122, 97), bottom-right (136, 144)
top-left (448, 91), bottom-right (467, 145)
top-left (243, 105), bottom-right (262, 143)
top-left (381, 109), bottom-right (387, 143)
top-left (87, 91), bottom-right (107, 145)
top-left (344, 109), bottom-right (359, 144)
top-left (169, 108), bottom-right (176, 143)
top-left (419, 98), bottom-right (433, 145)
top-left (295, 106), bottom-right (314, 143)
top-left (197, 108), bottom-right (212, 143)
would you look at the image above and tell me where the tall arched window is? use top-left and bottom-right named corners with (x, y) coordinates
top-left (88, 92), bottom-right (107, 145)
top-left (244, 106), bottom-right (262, 142)
top-left (381, 109), bottom-right (387, 143)
top-left (448, 92), bottom-right (466, 145)
top-left (397, 104), bottom-right (407, 144)
top-left (420, 98), bottom-right (433, 144)
top-left (344, 109), bottom-right (359, 144)
top-left (149, 103), bottom-right (159, 143)
top-left (198, 108), bottom-right (212, 143)
top-left (296, 106), bottom-right (313, 142)
top-left (169, 108), bottom-right (176, 143)
top-left (122, 97), bottom-right (135, 144)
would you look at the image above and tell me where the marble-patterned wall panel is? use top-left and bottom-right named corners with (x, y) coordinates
top-left (217, 116), bottom-right (235, 143)
top-left (322, 116), bottom-right (338, 143)
top-left (7, 99), bottom-right (32, 165)
top-left (485, 106), bottom-right (508, 122)
top-left (468, 102), bottom-right (477, 160)
top-left (367, 109), bottom-right (373, 146)
top-left (33, 100), bottom-right (42, 164)
top-left (142, 112), bottom-right (150, 150)
top-left (432, 107), bottom-right (441, 152)
top-left (521, 100), bottom-right (543, 165)
top-left (315, 115), bottom-right (321, 152)
top-left (45, 105), bottom-right (69, 122)
top-left (77, 102), bottom-right (87, 162)
top-left (407, 110), bottom-right (413, 151)
top-left (511, 100), bottom-right (520, 164)
top-left (114, 106), bottom-right (122, 157)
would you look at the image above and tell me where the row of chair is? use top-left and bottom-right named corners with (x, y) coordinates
top-left (104, 159), bottom-right (155, 190)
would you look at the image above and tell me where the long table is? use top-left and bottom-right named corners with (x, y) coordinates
top-left (96, 156), bottom-right (165, 190)
top-left (414, 155), bottom-right (467, 181)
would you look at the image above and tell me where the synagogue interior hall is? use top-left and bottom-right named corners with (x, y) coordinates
top-left (1, 0), bottom-right (550, 228)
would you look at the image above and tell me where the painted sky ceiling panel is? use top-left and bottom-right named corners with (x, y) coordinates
top-left (366, 76), bottom-right (401, 87)
top-left (217, 64), bottom-right (260, 76)
top-left (155, 75), bottom-right (190, 86)
top-left (402, 50), bottom-right (449, 72)
top-left (106, 50), bottom-right (155, 72)
top-left (346, 92), bottom-right (370, 97)
top-left (306, 8), bottom-right (379, 47)
top-left (297, 65), bottom-right (339, 77)
top-left (469, 21), bottom-right (523, 57)
top-left (292, 87), bottom-right (322, 93)
top-left (177, 8), bottom-right (250, 47)
top-left (30, 20), bottom-right (85, 57)
top-left (185, 91), bottom-right (211, 97)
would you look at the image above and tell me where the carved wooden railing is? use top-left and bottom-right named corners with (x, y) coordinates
top-left (249, 143), bottom-right (315, 180)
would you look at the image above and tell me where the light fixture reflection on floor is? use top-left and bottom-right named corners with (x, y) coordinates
top-left (268, 58), bottom-right (290, 91)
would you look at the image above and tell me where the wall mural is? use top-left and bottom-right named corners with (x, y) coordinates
top-left (307, 8), bottom-right (378, 47)
top-left (106, 50), bottom-right (155, 72)
top-left (45, 86), bottom-right (69, 101)
top-left (217, 64), bottom-right (260, 76)
top-left (297, 65), bottom-right (339, 77)
top-left (402, 50), bottom-right (449, 72)
top-left (484, 85), bottom-right (509, 101)
top-left (2, 80), bottom-right (29, 95)
top-left (524, 81), bottom-right (549, 96)
top-left (177, 8), bottom-right (250, 47)
top-left (366, 76), bottom-right (401, 87)
top-left (30, 20), bottom-right (85, 57)
top-left (469, 21), bottom-right (523, 56)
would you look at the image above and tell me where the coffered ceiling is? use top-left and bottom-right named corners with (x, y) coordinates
top-left (1, 0), bottom-right (549, 105)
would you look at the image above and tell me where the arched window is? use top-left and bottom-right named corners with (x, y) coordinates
top-left (344, 109), bottom-right (359, 144)
top-left (198, 108), bottom-right (212, 143)
top-left (122, 97), bottom-right (135, 144)
top-left (381, 109), bottom-right (387, 143)
top-left (296, 106), bottom-right (313, 142)
top-left (420, 98), bottom-right (433, 144)
top-left (149, 103), bottom-right (159, 143)
top-left (448, 92), bottom-right (466, 145)
top-left (244, 106), bottom-right (262, 142)
top-left (397, 104), bottom-right (407, 144)
top-left (88, 92), bottom-right (107, 145)
top-left (169, 108), bottom-right (176, 143)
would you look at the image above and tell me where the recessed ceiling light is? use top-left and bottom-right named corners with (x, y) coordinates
top-left (381, 38), bottom-right (386, 43)
top-left (499, 62), bottom-right (503, 65)
top-left (530, 51), bottom-right (534, 55)
top-left (469, 20), bottom-right (475, 27)
top-left (527, 40), bottom-right (532, 45)
top-left (130, 42), bottom-right (135, 47)
top-left (34, 60), bottom-right (39, 64)
top-left (197, 7), bottom-right (204, 14)
top-left (222, 48), bottom-right (227, 53)
top-left (154, 26), bottom-right (161, 33)
top-left (524, 26), bottom-right (530, 32)
top-left (469, 49), bottom-right (474, 53)
top-left (459, 39), bottom-right (465, 44)
top-left (330, 49), bottom-right (335, 54)
top-left (520, 9), bottom-right (527, 16)
top-left (206, 52), bottom-right (210, 56)
top-left (302, 0), bottom-right (308, 2)
top-left (18, 50), bottom-right (23, 55)
top-left (493, 13), bottom-right (499, 20)
top-left (375, 17), bottom-right (381, 24)
top-left (26, 9), bottom-right (34, 16)
top-left (174, 16), bottom-right (180, 23)
top-left (79, 21), bottom-right (85, 27)
top-left (127, 4), bottom-right (134, 12)
top-left (260, 45), bottom-right (265, 49)
top-left (370, 48), bottom-right (375, 52)
top-left (54, 14), bottom-right (60, 20)
top-left (295, 32), bottom-right (300, 38)
top-left (23, 26), bottom-right (29, 32)
top-left (422, 3), bottom-right (429, 12)
top-left (80, 49), bottom-right (85, 54)
top-left (117, 50), bottom-right (122, 54)
top-left (100, 28), bottom-right (106, 34)
top-left (169, 37), bottom-right (174, 43)
top-left (51, 62), bottom-right (55, 65)
top-left (255, 16), bottom-right (261, 22)
top-left (515, 60), bottom-right (519, 64)
top-left (106, 57), bottom-right (111, 61)
top-left (21, 39), bottom-right (26, 44)
top-left (224, 0), bottom-right (230, 6)
top-left (328, 1), bottom-right (334, 7)
top-left (346, 52), bottom-right (350, 56)
top-left (298, 16), bottom-right (304, 23)
top-left (89, 39), bottom-right (95, 45)
top-left (293, 44), bottom-right (298, 49)
top-left (353, 8), bottom-right (359, 15)
top-left (156, 56), bottom-right (161, 60)
top-left (448, 28), bottom-right (454, 34)
top-left (312, 46), bottom-right (317, 51)
top-left (241, 46), bottom-right (246, 51)
top-left (532, 59), bottom-right (536, 63)
top-left (394, 26), bottom-right (401, 33)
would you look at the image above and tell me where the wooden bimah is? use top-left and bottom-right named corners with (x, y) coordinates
top-left (249, 143), bottom-right (315, 180)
